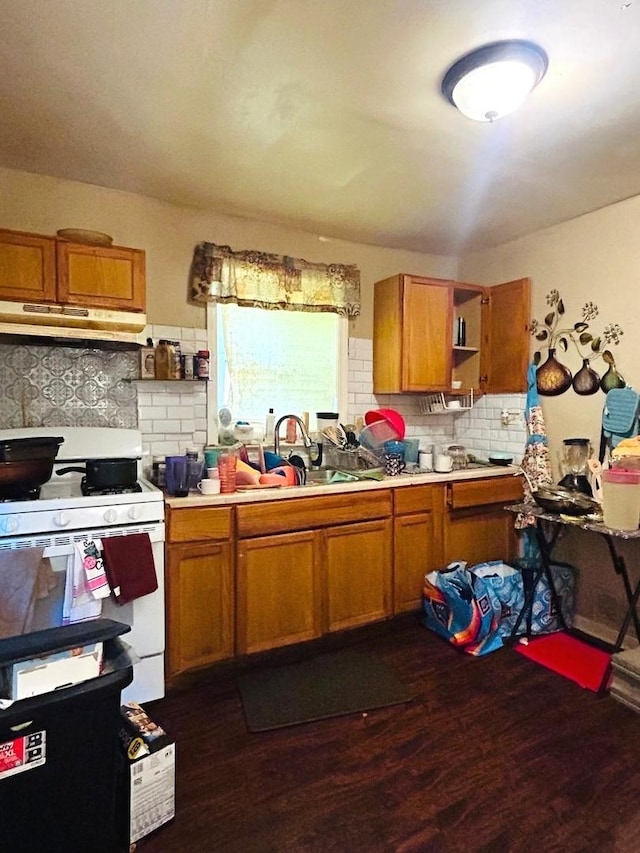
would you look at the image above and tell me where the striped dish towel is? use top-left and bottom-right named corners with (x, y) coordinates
top-left (75, 538), bottom-right (111, 600)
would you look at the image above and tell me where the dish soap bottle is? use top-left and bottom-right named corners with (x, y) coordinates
top-left (265, 408), bottom-right (275, 440)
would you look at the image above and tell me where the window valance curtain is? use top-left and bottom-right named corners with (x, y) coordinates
top-left (190, 241), bottom-right (361, 317)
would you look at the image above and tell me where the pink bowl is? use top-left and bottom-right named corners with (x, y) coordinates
top-left (364, 408), bottom-right (406, 440)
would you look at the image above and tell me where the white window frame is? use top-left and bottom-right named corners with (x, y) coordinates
top-left (205, 302), bottom-right (348, 444)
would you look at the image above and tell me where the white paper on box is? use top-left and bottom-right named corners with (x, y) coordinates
top-left (129, 743), bottom-right (176, 843)
top-left (12, 642), bottom-right (103, 700)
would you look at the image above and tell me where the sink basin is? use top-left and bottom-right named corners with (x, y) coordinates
top-left (304, 469), bottom-right (345, 485)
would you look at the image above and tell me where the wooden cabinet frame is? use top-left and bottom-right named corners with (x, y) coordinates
top-left (373, 273), bottom-right (530, 394)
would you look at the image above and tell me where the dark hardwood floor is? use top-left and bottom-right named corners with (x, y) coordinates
top-left (138, 617), bottom-right (640, 852)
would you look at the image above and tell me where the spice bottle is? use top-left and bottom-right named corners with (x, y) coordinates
top-left (286, 417), bottom-right (297, 443)
top-left (154, 340), bottom-right (175, 380)
top-left (171, 341), bottom-right (182, 379)
top-left (140, 337), bottom-right (156, 379)
top-left (196, 350), bottom-right (210, 380)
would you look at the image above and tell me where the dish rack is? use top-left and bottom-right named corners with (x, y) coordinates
top-left (418, 390), bottom-right (474, 415)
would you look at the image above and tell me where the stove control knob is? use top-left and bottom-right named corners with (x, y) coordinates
top-left (54, 511), bottom-right (70, 528)
top-left (127, 505), bottom-right (141, 520)
top-left (3, 517), bottom-right (19, 534)
top-left (104, 509), bottom-right (118, 524)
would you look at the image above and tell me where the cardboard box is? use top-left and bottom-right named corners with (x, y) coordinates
top-left (117, 703), bottom-right (175, 845)
top-left (8, 641), bottom-right (103, 700)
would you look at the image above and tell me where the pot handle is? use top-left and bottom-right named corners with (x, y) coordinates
top-left (55, 466), bottom-right (87, 476)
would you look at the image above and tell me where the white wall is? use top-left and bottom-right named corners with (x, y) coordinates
top-left (460, 196), bottom-right (640, 640)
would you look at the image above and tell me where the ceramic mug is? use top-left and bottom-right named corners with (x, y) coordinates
top-left (383, 452), bottom-right (406, 476)
top-left (198, 478), bottom-right (221, 495)
top-left (434, 454), bottom-right (453, 473)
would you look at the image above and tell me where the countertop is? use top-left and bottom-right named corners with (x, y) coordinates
top-left (163, 464), bottom-right (522, 508)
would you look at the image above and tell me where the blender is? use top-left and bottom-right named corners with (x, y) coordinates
top-left (558, 437), bottom-right (592, 495)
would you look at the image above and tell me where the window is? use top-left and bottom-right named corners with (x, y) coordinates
top-left (207, 302), bottom-right (347, 439)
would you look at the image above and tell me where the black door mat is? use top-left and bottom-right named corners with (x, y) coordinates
top-left (236, 648), bottom-right (413, 732)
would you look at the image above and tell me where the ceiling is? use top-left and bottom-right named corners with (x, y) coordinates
top-left (1, 0), bottom-right (639, 256)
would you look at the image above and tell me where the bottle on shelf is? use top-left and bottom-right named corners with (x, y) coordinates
top-left (196, 350), bottom-right (210, 380)
top-left (154, 340), bottom-right (175, 380)
top-left (140, 338), bottom-right (156, 379)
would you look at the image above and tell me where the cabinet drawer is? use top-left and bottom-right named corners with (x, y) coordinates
top-left (447, 475), bottom-right (523, 510)
top-left (236, 490), bottom-right (392, 538)
top-left (166, 506), bottom-right (233, 543)
top-left (393, 483), bottom-right (441, 515)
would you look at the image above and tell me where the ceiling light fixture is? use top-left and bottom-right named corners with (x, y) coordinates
top-left (441, 39), bottom-right (548, 122)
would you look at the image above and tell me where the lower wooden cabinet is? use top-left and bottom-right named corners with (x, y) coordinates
top-left (393, 484), bottom-right (444, 613)
top-left (325, 518), bottom-right (392, 632)
top-left (235, 492), bottom-right (393, 653)
top-left (236, 530), bottom-right (322, 655)
top-left (443, 476), bottom-right (523, 566)
top-left (165, 505), bottom-right (234, 678)
top-left (164, 475), bottom-right (523, 676)
top-left (166, 541), bottom-right (234, 675)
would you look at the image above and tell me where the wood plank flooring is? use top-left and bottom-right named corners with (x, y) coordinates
top-left (137, 616), bottom-right (640, 852)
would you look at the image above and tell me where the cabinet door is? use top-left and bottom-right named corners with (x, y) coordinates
top-left (56, 241), bottom-right (146, 311)
top-left (236, 530), bottom-right (322, 655)
top-left (393, 512), bottom-right (437, 613)
top-left (374, 274), bottom-right (452, 392)
top-left (481, 277), bottom-right (531, 393)
top-left (0, 229), bottom-right (56, 303)
top-left (443, 477), bottom-right (522, 566)
top-left (393, 483), bottom-right (444, 613)
top-left (443, 506), bottom-right (519, 567)
top-left (166, 541), bottom-right (234, 677)
top-left (324, 518), bottom-right (393, 632)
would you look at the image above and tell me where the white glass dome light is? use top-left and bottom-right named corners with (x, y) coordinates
top-left (441, 40), bottom-right (548, 122)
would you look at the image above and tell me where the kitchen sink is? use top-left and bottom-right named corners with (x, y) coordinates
top-left (303, 468), bottom-right (345, 485)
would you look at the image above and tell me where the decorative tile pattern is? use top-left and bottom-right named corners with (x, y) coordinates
top-left (0, 343), bottom-right (138, 429)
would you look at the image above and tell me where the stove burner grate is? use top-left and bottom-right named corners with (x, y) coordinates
top-left (0, 486), bottom-right (41, 502)
top-left (81, 479), bottom-right (143, 497)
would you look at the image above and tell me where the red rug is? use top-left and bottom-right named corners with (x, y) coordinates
top-left (515, 631), bottom-right (612, 693)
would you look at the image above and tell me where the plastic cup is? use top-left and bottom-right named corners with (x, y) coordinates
top-left (404, 438), bottom-right (420, 465)
top-left (204, 448), bottom-right (222, 468)
top-left (165, 455), bottom-right (189, 497)
top-left (217, 453), bottom-right (238, 494)
top-left (602, 469), bottom-right (640, 530)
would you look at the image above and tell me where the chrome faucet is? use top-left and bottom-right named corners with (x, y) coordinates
top-left (274, 415), bottom-right (322, 466)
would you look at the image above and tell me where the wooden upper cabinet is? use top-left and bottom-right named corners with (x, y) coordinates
top-left (373, 274), bottom-right (453, 393)
top-left (480, 277), bottom-right (531, 394)
top-left (373, 273), bottom-right (530, 394)
top-left (0, 230), bottom-right (57, 303)
top-left (57, 240), bottom-right (145, 312)
top-left (0, 228), bottom-right (145, 313)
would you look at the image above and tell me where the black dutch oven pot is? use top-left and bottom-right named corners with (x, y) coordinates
top-left (56, 457), bottom-right (138, 489)
top-left (0, 436), bottom-right (64, 495)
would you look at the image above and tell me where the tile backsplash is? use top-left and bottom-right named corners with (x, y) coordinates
top-left (0, 330), bottom-right (527, 468)
top-left (347, 337), bottom-right (527, 462)
top-left (0, 342), bottom-right (139, 429)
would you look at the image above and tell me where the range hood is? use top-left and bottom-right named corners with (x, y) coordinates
top-left (0, 300), bottom-right (146, 347)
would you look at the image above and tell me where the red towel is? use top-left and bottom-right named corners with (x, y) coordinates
top-left (102, 534), bottom-right (158, 604)
top-left (515, 631), bottom-right (612, 693)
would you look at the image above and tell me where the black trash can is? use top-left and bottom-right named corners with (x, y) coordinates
top-left (0, 619), bottom-right (132, 853)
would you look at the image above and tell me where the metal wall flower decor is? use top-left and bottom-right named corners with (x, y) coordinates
top-left (531, 291), bottom-right (625, 396)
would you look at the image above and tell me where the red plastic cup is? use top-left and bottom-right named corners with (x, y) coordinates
top-left (217, 453), bottom-right (237, 494)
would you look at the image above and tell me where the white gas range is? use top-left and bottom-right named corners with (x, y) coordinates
top-left (0, 427), bottom-right (166, 704)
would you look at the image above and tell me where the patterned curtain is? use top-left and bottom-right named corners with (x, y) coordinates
top-left (190, 242), bottom-right (361, 317)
